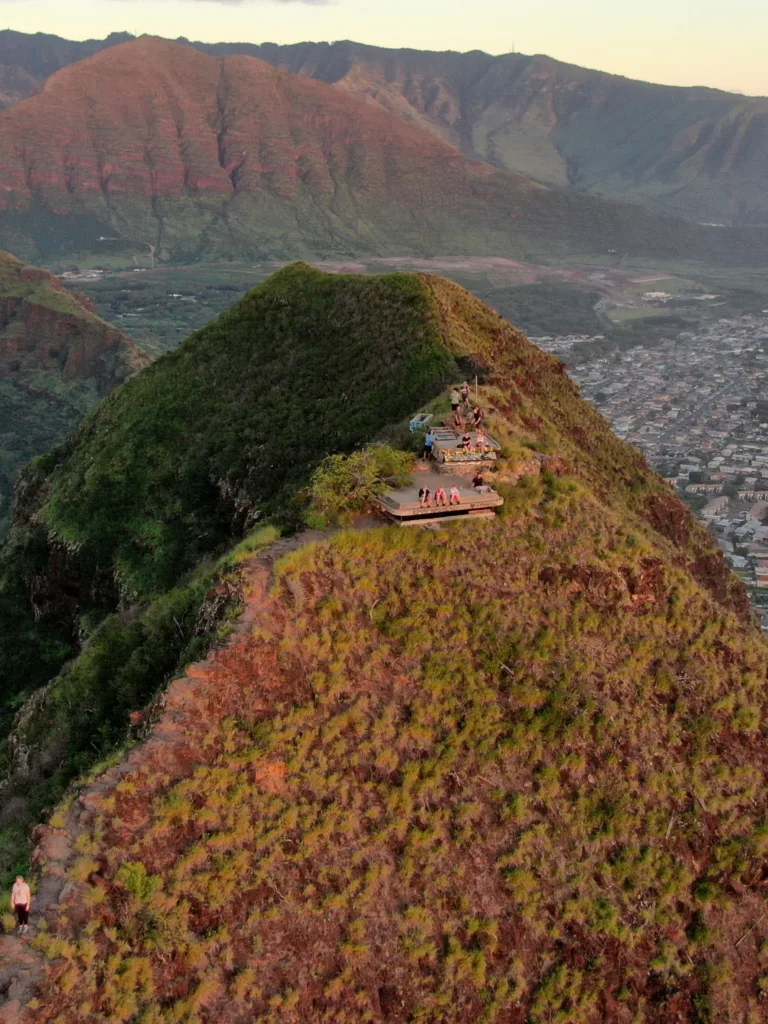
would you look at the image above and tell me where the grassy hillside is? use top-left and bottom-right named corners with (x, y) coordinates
top-left (3, 265), bottom-right (767, 1019)
top-left (31, 481), bottom-right (768, 1022)
top-left (22, 265), bottom-right (456, 596)
top-left (1, 265), bottom-right (738, 702)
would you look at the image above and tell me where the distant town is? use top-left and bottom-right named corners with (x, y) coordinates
top-left (535, 311), bottom-right (768, 627)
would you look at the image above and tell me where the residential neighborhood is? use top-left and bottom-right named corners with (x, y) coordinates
top-left (535, 311), bottom-right (768, 626)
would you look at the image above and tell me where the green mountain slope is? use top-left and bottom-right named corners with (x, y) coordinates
top-left (2, 266), bottom-right (766, 1021)
top-left (0, 264), bottom-right (751, 890)
top-left (0, 250), bottom-right (148, 537)
top-left (0, 266), bottom-right (461, 731)
top-left (30, 484), bottom-right (768, 1022)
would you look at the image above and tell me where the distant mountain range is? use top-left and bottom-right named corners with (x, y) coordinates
top-left (0, 36), bottom-right (767, 269)
top-left (0, 30), bottom-right (766, 226)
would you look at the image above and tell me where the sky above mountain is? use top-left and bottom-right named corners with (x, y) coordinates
top-left (0, 0), bottom-right (766, 97)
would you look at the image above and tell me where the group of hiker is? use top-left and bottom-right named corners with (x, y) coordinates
top-left (422, 384), bottom-right (487, 462)
top-left (419, 472), bottom-right (489, 509)
top-left (419, 484), bottom-right (462, 508)
top-left (450, 382), bottom-right (484, 430)
top-left (418, 384), bottom-right (493, 510)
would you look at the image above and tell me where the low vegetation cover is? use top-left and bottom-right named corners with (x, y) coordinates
top-left (1, 265), bottom-right (764, 1021)
top-left (0, 525), bottom-right (279, 888)
top-left (33, 485), bottom-right (768, 1022)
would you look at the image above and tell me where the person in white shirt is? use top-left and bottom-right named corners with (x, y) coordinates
top-left (11, 876), bottom-right (31, 933)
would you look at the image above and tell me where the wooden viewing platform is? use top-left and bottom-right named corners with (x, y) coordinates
top-left (374, 472), bottom-right (503, 526)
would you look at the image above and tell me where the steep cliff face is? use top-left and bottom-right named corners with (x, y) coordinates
top-left (0, 292), bottom-right (146, 391)
top-left (0, 251), bottom-right (148, 536)
top-left (236, 42), bottom-right (768, 225)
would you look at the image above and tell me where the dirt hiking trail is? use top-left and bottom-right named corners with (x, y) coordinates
top-left (0, 529), bottom-right (337, 1022)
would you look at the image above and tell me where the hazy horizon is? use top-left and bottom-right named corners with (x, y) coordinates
top-left (0, 0), bottom-right (766, 98)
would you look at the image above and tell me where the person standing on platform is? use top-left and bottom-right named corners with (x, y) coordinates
top-left (423, 430), bottom-right (435, 460)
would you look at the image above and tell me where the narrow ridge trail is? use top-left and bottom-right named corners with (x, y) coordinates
top-left (0, 528), bottom-right (336, 1022)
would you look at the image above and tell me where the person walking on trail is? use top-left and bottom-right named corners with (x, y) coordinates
top-left (422, 430), bottom-right (435, 461)
top-left (450, 388), bottom-right (461, 413)
top-left (11, 876), bottom-right (31, 934)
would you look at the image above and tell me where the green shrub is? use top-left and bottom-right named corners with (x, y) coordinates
top-left (306, 445), bottom-right (414, 527)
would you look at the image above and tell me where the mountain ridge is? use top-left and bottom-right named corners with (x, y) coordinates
top-left (1, 38), bottom-right (768, 269)
top-left (1, 29), bottom-right (766, 225)
top-left (0, 268), bottom-right (765, 1020)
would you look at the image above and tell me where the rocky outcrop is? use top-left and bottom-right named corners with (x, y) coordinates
top-left (0, 294), bottom-right (145, 390)
top-left (0, 251), bottom-right (148, 538)
top-left (0, 256), bottom-right (148, 389)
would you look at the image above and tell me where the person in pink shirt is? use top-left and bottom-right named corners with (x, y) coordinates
top-left (11, 876), bottom-right (31, 933)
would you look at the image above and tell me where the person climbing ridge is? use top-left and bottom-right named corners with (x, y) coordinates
top-left (460, 381), bottom-right (471, 408)
top-left (450, 387), bottom-right (461, 414)
top-left (11, 876), bottom-right (31, 934)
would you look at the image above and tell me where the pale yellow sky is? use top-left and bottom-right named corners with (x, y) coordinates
top-left (1, 0), bottom-right (766, 97)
